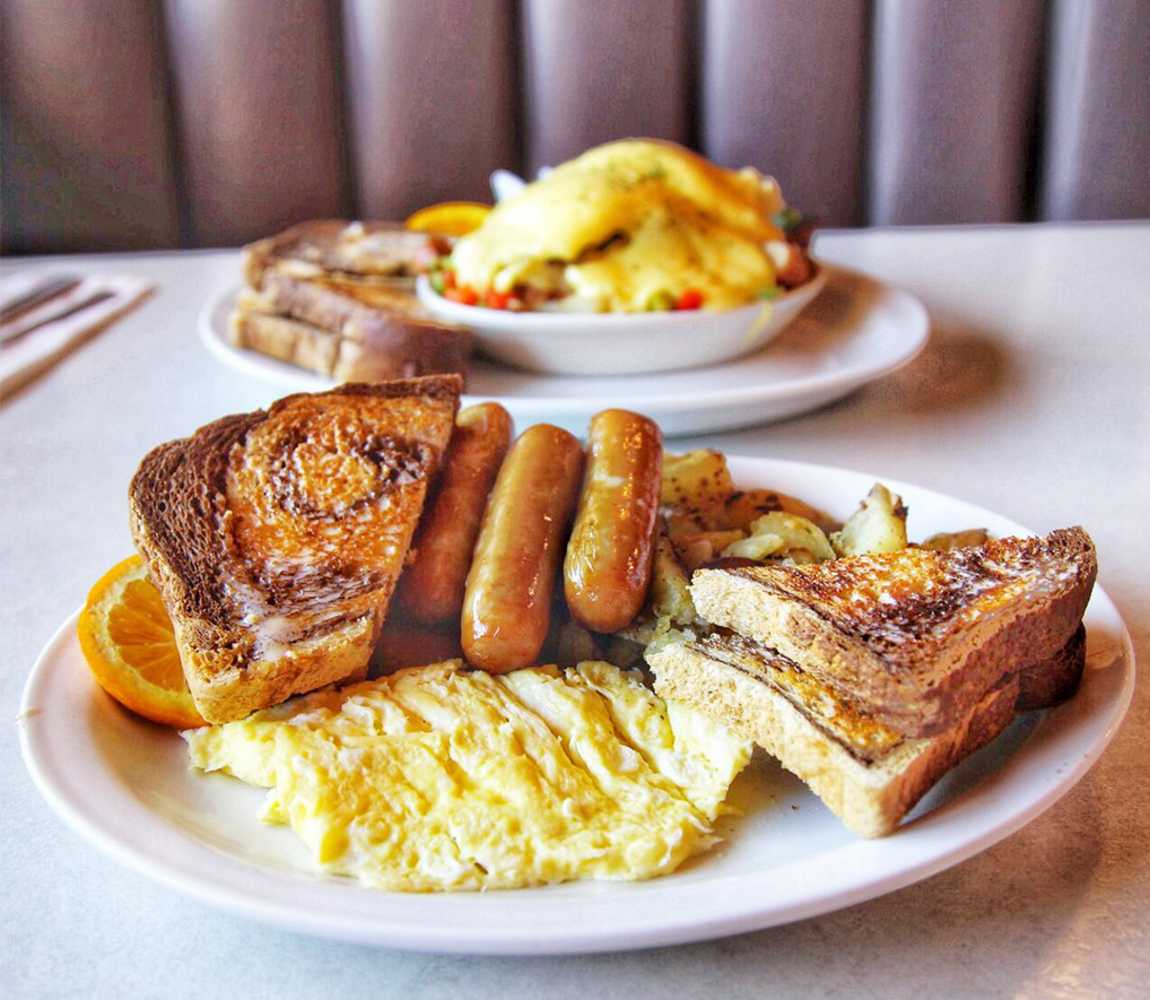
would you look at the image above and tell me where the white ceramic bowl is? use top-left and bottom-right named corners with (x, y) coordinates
top-left (416, 266), bottom-right (828, 375)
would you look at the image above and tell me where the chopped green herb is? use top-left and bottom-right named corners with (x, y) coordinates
top-left (771, 207), bottom-right (804, 232)
top-left (645, 289), bottom-right (677, 312)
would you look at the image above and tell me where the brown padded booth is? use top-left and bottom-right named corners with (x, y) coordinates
top-left (1, 0), bottom-right (1148, 253)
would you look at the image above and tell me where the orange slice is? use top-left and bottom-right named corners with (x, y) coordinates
top-left (405, 201), bottom-right (491, 237)
top-left (77, 555), bottom-right (205, 729)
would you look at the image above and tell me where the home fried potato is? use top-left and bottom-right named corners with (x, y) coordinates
top-left (675, 529), bottom-right (748, 571)
top-left (722, 512), bottom-right (836, 563)
top-left (830, 484), bottom-right (908, 556)
top-left (661, 450), bottom-right (735, 512)
top-left (920, 528), bottom-right (990, 551)
top-left (649, 521), bottom-right (697, 623)
top-left (719, 488), bottom-right (840, 535)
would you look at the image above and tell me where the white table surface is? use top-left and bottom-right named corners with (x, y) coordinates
top-left (2, 224), bottom-right (1147, 998)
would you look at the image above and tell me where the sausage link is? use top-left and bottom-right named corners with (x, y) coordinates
top-left (563, 409), bottom-right (662, 633)
top-left (400, 403), bottom-right (513, 624)
top-left (461, 424), bottom-right (584, 673)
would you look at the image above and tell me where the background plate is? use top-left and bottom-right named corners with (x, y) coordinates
top-left (200, 267), bottom-right (928, 436)
top-left (19, 458), bottom-right (1133, 955)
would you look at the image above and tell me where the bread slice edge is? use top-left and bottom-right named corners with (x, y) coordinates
top-left (648, 641), bottom-right (1020, 837)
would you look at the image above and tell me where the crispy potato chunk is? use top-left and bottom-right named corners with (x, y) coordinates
top-left (661, 450), bottom-right (735, 511)
top-left (830, 484), bottom-right (909, 556)
top-left (649, 521), bottom-right (697, 624)
top-left (920, 528), bottom-right (990, 551)
top-left (719, 488), bottom-right (840, 535)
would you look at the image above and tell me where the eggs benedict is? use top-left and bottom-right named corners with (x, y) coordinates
top-left (442, 139), bottom-right (811, 313)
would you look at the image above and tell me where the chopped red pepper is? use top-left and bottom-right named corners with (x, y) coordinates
top-left (442, 269), bottom-right (457, 291)
top-left (485, 289), bottom-right (511, 310)
top-left (445, 284), bottom-right (479, 306)
top-left (676, 288), bottom-right (704, 311)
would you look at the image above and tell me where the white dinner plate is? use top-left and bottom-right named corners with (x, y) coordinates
top-left (199, 266), bottom-right (928, 436)
top-left (19, 458), bottom-right (1133, 955)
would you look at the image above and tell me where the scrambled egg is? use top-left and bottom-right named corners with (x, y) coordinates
top-left (184, 660), bottom-right (750, 892)
top-left (451, 139), bottom-right (788, 311)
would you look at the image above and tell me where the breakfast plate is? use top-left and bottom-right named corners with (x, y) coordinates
top-left (19, 457), bottom-right (1133, 955)
top-left (199, 265), bottom-right (928, 436)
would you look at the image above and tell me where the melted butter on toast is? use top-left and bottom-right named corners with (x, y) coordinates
top-left (221, 396), bottom-right (438, 652)
top-left (694, 632), bottom-right (904, 762)
top-left (731, 539), bottom-right (1086, 651)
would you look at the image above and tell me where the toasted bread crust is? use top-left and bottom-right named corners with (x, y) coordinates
top-left (237, 273), bottom-right (472, 381)
top-left (648, 637), bottom-right (1079, 837)
top-left (234, 309), bottom-right (472, 383)
top-left (1017, 623), bottom-right (1085, 710)
top-left (229, 308), bottom-right (341, 376)
top-left (129, 378), bottom-right (461, 723)
top-left (237, 220), bottom-right (471, 382)
top-left (243, 219), bottom-right (435, 287)
top-left (691, 528), bottom-right (1096, 737)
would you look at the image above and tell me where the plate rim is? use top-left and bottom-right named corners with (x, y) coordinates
top-left (19, 457), bottom-right (1135, 954)
top-left (198, 265), bottom-right (929, 414)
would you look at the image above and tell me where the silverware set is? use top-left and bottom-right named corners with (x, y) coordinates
top-left (0, 274), bottom-right (117, 345)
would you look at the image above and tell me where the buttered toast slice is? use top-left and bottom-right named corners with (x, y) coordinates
top-left (243, 219), bottom-right (439, 286)
top-left (230, 285), bottom-right (472, 382)
top-left (648, 626), bottom-right (1085, 837)
top-left (129, 377), bottom-right (461, 723)
top-left (690, 529), bottom-right (1096, 737)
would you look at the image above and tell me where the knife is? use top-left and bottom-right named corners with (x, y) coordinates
top-left (0, 290), bottom-right (117, 346)
top-left (0, 275), bottom-right (81, 325)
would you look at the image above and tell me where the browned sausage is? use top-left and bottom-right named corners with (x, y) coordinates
top-left (400, 402), bottom-right (513, 624)
top-left (563, 409), bottom-right (662, 633)
top-left (461, 424), bottom-right (584, 673)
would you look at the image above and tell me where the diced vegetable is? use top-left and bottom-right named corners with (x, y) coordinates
top-left (720, 489), bottom-right (840, 535)
top-left (676, 288), bottom-right (704, 311)
top-left (771, 207), bottom-right (804, 232)
top-left (723, 512), bottom-right (836, 563)
top-left (645, 289), bottom-right (676, 311)
top-left (446, 285), bottom-right (479, 306)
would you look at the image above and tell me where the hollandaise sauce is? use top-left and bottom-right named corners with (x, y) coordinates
top-left (447, 139), bottom-right (793, 313)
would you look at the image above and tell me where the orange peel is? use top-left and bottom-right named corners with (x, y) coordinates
top-left (405, 201), bottom-right (491, 237)
top-left (77, 555), bottom-right (205, 729)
